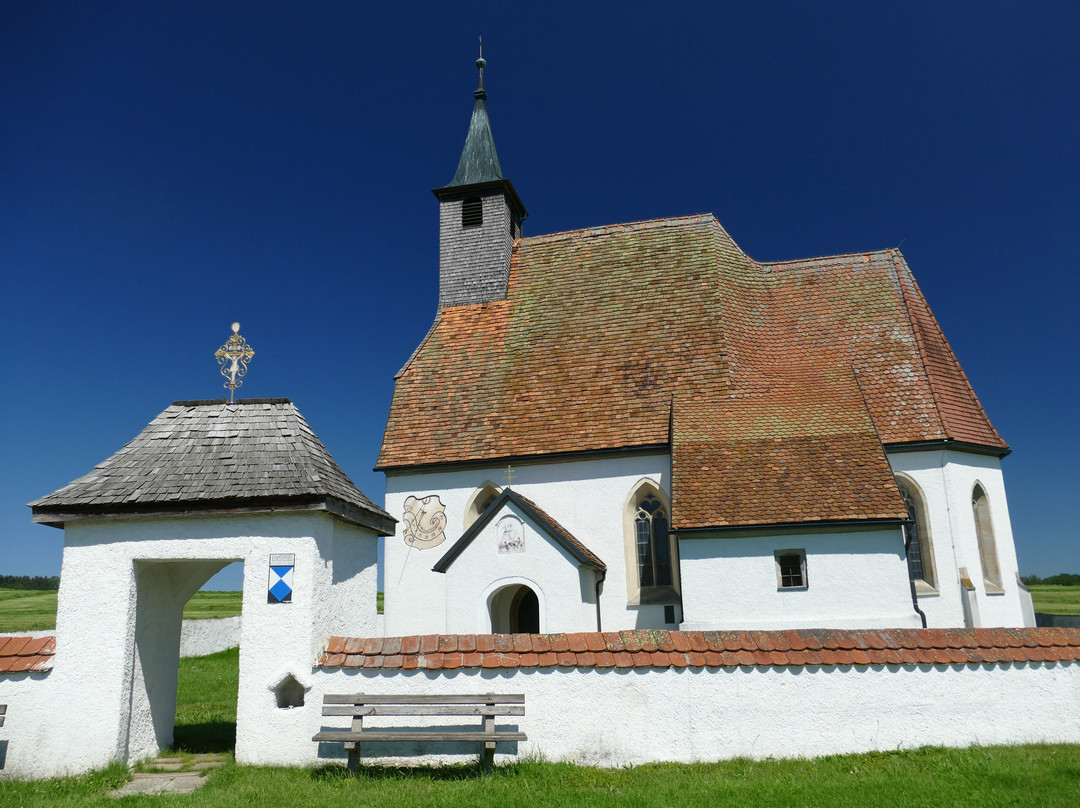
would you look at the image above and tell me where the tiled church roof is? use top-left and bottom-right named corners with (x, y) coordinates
top-left (0, 635), bottom-right (55, 673)
top-left (30, 399), bottom-right (395, 533)
top-left (378, 215), bottom-right (1005, 529)
top-left (318, 628), bottom-right (1080, 671)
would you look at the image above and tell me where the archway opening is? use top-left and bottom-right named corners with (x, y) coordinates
top-left (488, 584), bottom-right (540, 634)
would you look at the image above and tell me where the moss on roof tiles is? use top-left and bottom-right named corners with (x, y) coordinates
top-left (378, 214), bottom-right (1005, 527)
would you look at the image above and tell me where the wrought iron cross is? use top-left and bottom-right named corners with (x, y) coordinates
top-left (504, 464), bottom-right (515, 488)
top-left (214, 322), bottom-right (255, 403)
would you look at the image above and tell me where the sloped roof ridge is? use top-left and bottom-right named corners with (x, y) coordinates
top-left (758, 246), bottom-right (900, 271)
top-left (520, 213), bottom-right (731, 249)
top-left (433, 488), bottom-right (605, 572)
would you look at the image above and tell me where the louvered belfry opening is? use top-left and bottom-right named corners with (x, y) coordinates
top-left (462, 196), bottom-right (483, 228)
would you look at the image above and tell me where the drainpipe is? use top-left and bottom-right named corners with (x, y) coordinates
top-left (903, 517), bottom-right (928, 628)
top-left (595, 570), bottom-right (606, 632)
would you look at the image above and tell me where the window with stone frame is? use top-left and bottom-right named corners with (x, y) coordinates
top-left (775, 550), bottom-right (807, 590)
top-left (635, 495), bottom-right (673, 589)
top-left (896, 476), bottom-right (936, 589)
top-left (972, 483), bottom-right (1003, 592)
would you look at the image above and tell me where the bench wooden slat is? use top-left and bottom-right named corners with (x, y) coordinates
top-left (323, 693), bottom-right (525, 705)
top-left (313, 730), bottom-right (528, 743)
top-left (322, 704), bottom-right (525, 717)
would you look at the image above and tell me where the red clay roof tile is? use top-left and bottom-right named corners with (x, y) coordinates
top-left (0, 634), bottom-right (55, 673)
top-left (314, 629), bottom-right (1080, 673)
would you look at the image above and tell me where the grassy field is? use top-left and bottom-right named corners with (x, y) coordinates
top-left (1, 744), bottom-right (1078, 807)
top-left (1029, 585), bottom-right (1080, 615)
top-left (172, 647), bottom-right (240, 753)
top-left (0, 589), bottom-right (244, 632)
top-left (0, 589), bottom-right (386, 632)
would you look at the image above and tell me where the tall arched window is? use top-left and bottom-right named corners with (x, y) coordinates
top-left (636, 496), bottom-right (672, 588)
top-left (972, 483), bottom-right (1002, 591)
top-left (895, 476), bottom-right (936, 590)
top-left (623, 481), bottom-right (678, 605)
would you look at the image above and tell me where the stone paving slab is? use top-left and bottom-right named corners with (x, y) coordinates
top-left (110, 754), bottom-right (230, 797)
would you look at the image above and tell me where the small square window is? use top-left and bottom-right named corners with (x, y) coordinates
top-left (775, 550), bottom-right (807, 590)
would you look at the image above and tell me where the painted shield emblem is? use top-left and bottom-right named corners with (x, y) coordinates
top-left (401, 494), bottom-right (448, 549)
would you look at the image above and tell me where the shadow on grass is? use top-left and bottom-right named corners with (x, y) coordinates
top-left (173, 721), bottom-right (237, 754)
top-left (310, 761), bottom-right (494, 782)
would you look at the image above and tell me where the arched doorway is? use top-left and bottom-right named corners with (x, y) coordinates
top-left (488, 583), bottom-right (541, 633)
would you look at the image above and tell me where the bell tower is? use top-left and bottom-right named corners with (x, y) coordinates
top-left (433, 46), bottom-right (527, 308)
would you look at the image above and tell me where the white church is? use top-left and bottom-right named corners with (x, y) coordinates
top-left (378, 54), bottom-right (1032, 636)
top-left (5, 54), bottom-right (1070, 780)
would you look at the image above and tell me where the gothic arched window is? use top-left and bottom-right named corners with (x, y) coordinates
top-left (972, 483), bottom-right (1002, 591)
top-left (896, 476), bottom-right (936, 589)
top-left (623, 482), bottom-right (679, 605)
top-left (635, 495), bottom-right (672, 589)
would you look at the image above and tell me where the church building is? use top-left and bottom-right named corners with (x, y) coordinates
top-left (378, 56), bottom-right (1032, 636)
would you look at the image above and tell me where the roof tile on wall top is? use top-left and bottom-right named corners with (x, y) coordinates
top-left (0, 635), bottom-right (56, 673)
top-left (317, 628), bottom-right (1080, 672)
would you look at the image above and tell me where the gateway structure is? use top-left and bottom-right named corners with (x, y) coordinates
top-left (378, 56), bottom-right (1032, 635)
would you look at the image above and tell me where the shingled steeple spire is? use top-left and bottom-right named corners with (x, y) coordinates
top-left (445, 39), bottom-right (504, 187)
top-left (433, 44), bottom-right (527, 308)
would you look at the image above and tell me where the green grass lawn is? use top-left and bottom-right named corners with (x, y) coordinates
top-left (172, 647), bottom-right (240, 754)
top-left (4, 642), bottom-right (1080, 805)
top-left (1029, 585), bottom-right (1080, 615)
top-left (0, 588), bottom-right (243, 632)
top-left (2, 744), bottom-right (1079, 807)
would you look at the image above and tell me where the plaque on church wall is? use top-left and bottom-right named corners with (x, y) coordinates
top-left (497, 515), bottom-right (525, 554)
top-left (401, 495), bottom-right (447, 549)
top-left (268, 553), bottom-right (294, 604)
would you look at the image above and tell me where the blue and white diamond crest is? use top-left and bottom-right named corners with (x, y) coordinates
top-left (268, 554), bottom-right (295, 604)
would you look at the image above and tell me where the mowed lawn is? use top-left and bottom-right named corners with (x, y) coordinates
top-left (0, 588), bottom-right (243, 633)
top-left (1028, 585), bottom-right (1080, 615)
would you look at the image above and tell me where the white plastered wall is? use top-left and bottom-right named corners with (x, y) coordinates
top-left (0, 510), bottom-right (378, 779)
top-left (440, 501), bottom-right (600, 634)
top-left (251, 660), bottom-right (1080, 769)
top-left (383, 454), bottom-right (670, 636)
top-left (678, 528), bottom-right (921, 630)
top-left (887, 449), bottom-right (1028, 627)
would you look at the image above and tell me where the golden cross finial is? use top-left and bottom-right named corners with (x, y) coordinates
top-left (214, 322), bottom-right (255, 403)
top-left (504, 464), bottom-right (515, 488)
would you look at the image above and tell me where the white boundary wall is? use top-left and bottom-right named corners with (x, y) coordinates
top-left (246, 660), bottom-right (1080, 769)
top-left (179, 617), bottom-right (241, 658)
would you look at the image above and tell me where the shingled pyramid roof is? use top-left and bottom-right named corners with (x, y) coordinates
top-left (378, 214), bottom-right (1007, 531)
top-left (31, 398), bottom-right (395, 533)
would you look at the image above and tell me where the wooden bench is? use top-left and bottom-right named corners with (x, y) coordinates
top-left (312, 693), bottom-right (526, 772)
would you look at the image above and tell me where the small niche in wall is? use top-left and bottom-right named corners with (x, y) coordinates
top-left (274, 674), bottom-right (305, 709)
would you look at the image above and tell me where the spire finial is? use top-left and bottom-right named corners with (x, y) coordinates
top-left (474, 37), bottom-right (487, 100)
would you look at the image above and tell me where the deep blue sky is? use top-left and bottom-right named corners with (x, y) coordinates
top-left (2, 3), bottom-right (1077, 590)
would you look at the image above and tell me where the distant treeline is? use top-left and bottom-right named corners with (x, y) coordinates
top-left (1021, 573), bottom-right (1080, 586)
top-left (0, 575), bottom-right (60, 590)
